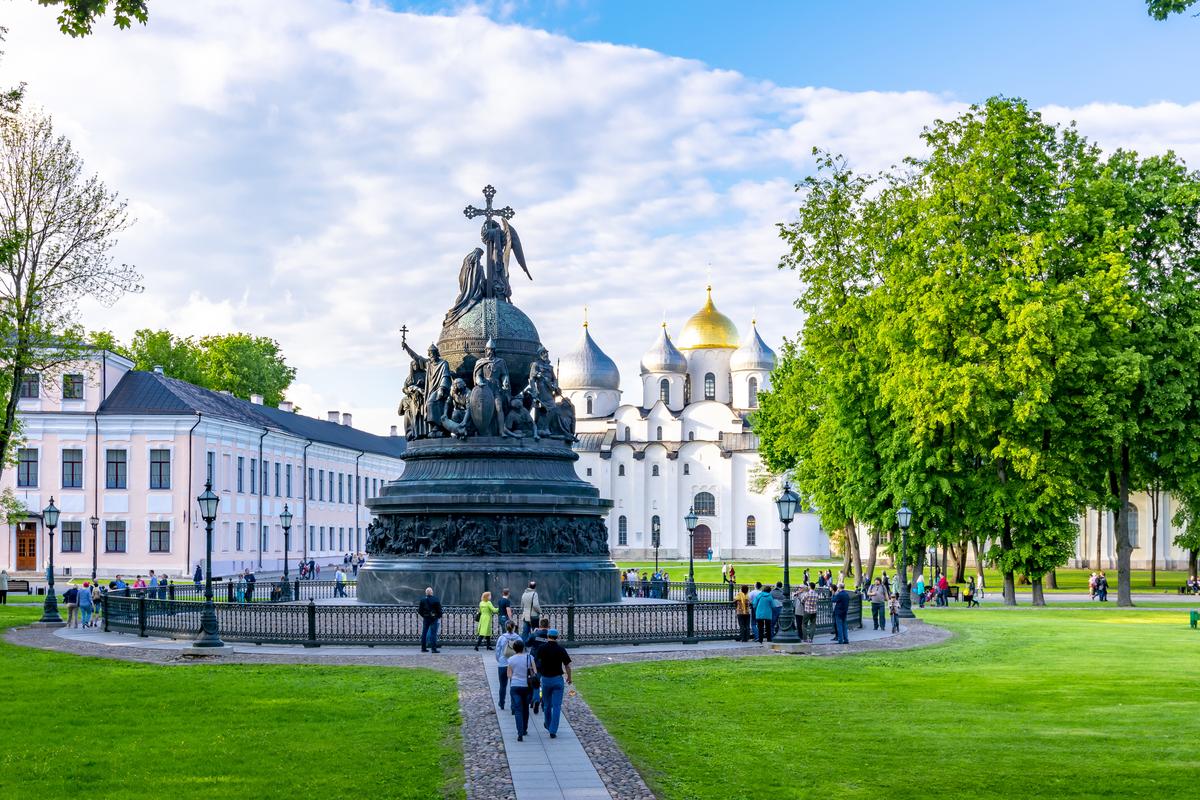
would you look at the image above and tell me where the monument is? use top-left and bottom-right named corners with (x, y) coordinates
top-left (359, 186), bottom-right (621, 605)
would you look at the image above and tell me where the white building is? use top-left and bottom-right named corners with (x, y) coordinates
top-left (1, 350), bottom-right (406, 578)
top-left (559, 286), bottom-right (829, 562)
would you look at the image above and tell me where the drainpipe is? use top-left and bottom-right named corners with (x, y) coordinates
top-left (185, 413), bottom-right (202, 577)
top-left (92, 351), bottom-right (107, 576)
top-left (257, 428), bottom-right (268, 569)
top-left (301, 439), bottom-right (312, 561)
top-left (354, 450), bottom-right (364, 552)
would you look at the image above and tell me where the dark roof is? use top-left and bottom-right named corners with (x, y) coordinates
top-left (99, 371), bottom-right (407, 459)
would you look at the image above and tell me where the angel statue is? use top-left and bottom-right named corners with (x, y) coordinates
top-left (445, 186), bottom-right (531, 326)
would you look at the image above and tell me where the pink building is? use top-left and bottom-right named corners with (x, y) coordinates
top-left (1, 350), bottom-right (406, 579)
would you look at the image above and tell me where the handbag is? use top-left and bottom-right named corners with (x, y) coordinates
top-left (474, 610), bottom-right (481, 622)
top-left (526, 657), bottom-right (540, 690)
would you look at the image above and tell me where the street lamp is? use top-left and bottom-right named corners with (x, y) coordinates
top-left (773, 482), bottom-right (801, 643)
top-left (279, 504), bottom-right (293, 601)
top-left (897, 501), bottom-right (915, 619)
top-left (38, 498), bottom-right (63, 625)
top-left (194, 480), bottom-right (224, 647)
top-left (683, 506), bottom-right (699, 601)
top-left (652, 524), bottom-right (661, 575)
top-left (89, 515), bottom-right (100, 584)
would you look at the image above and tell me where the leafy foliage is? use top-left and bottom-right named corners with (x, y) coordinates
top-left (1146, 0), bottom-right (1198, 19)
top-left (36, 0), bottom-right (149, 38)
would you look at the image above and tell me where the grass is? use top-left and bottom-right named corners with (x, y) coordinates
top-left (615, 560), bottom-right (1193, 593)
top-left (0, 605), bottom-right (464, 798)
top-left (576, 608), bottom-right (1200, 800)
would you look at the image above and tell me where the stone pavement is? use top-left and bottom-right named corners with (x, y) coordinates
top-left (482, 654), bottom-right (611, 800)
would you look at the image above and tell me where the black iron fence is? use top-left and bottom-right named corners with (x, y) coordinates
top-left (105, 580), bottom-right (356, 604)
top-left (102, 593), bottom-right (862, 648)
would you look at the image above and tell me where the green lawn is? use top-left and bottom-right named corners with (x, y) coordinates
top-left (616, 560), bottom-right (1192, 593)
top-left (576, 608), bottom-right (1200, 799)
top-left (0, 605), bottom-right (463, 798)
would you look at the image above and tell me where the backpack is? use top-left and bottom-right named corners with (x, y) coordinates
top-left (503, 638), bottom-right (516, 659)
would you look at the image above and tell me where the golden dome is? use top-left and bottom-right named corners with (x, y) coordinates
top-left (677, 285), bottom-right (739, 349)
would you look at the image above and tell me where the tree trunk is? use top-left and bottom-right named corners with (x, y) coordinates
top-left (955, 541), bottom-right (968, 583)
top-left (1046, 569), bottom-right (1058, 590)
top-left (971, 537), bottom-right (985, 580)
top-left (865, 529), bottom-right (879, 582)
top-left (1188, 548), bottom-right (1197, 577)
top-left (841, 526), bottom-right (852, 579)
top-left (1150, 486), bottom-right (1160, 588)
top-left (1002, 515), bottom-right (1017, 606)
top-left (848, 521), bottom-right (863, 583)
top-left (1031, 577), bottom-right (1046, 607)
top-left (1115, 447), bottom-right (1134, 607)
top-left (0, 358), bottom-right (26, 471)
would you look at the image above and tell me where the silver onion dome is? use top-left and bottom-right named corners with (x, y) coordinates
top-left (558, 324), bottom-right (621, 390)
top-left (730, 322), bottom-right (777, 372)
top-left (640, 324), bottom-right (688, 375)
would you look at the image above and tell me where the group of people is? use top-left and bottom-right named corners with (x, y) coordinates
top-left (494, 617), bottom-right (573, 741)
top-left (1185, 576), bottom-right (1200, 594)
top-left (620, 568), bottom-right (672, 598)
top-left (1088, 571), bottom-right (1110, 601)
top-left (60, 582), bottom-right (102, 627)
top-left (341, 552), bottom-right (365, 576)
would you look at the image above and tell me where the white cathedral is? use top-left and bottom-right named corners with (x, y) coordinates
top-left (559, 286), bottom-right (829, 562)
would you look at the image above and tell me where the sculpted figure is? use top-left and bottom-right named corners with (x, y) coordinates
top-left (548, 392), bottom-right (578, 442)
top-left (399, 359), bottom-right (428, 440)
top-left (471, 339), bottom-right (511, 436)
top-left (502, 395), bottom-right (535, 439)
top-left (442, 378), bottom-right (472, 439)
top-left (527, 346), bottom-right (558, 438)
top-left (402, 341), bottom-right (453, 437)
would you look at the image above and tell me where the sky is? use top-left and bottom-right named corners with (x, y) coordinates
top-left (3, 0), bottom-right (1199, 435)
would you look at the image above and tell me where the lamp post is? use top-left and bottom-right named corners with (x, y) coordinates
top-left (684, 506), bottom-right (698, 602)
top-left (89, 515), bottom-right (100, 583)
top-left (652, 526), bottom-right (661, 575)
top-left (38, 498), bottom-right (63, 625)
top-left (280, 504), bottom-right (293, 602)
top-left (194, 480), bottom-right (224, 647)
top-left (897, 501), bottom-right (915, 619)
top-left (773, 482), bottom-right (801, 643)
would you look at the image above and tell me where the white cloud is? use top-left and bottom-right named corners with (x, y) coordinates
top-left (5, 1), bottom-right (1200, 435)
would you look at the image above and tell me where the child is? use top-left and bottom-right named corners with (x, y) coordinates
top-left (888, 592), bottom-right (901, 633)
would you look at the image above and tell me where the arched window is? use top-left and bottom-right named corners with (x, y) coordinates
top-left (688, 431), bottom-right (695, 441)
top-left (704, 372), bottom-right (716, 401)
top-left (618, 515), bottom-right (628, 546)
top-left (586, 396), bottom-right (593, 415)
top-left (624, 427), bottom-right (631, 442)
top-left (694, 491), bottom-right (716, 516)
top-left (655, 425), bottom-right (663, 441)
top-left (652, 464), bottom-right (660, 477)
top-left (659, 378), bottom-right (670, 405)
top-left (618, 464), bottom-right (626, 477)
top-left (748, 377), bottom-right (759, 408)
top-left (651, 515), bottom-right (661, 547)
top-left (1127, 503), bottom-right (1139, 547)
top-left (746, 515), bottom-right (756, 546)
top-left (683, 463), bottom-right (690, 475)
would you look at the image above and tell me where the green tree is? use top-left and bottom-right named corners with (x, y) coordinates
top-left (36, 0), bottom-right (149, 37)
top-left (126, 328), bottom-right (203, 384)
top-left (1146, 0), bottom-right (1198, 19)
top-left (197, 333), bottom-right (295, 406)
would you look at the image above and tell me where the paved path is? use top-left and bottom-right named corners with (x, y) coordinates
top-left (481, 654), bottom-right (611, 800)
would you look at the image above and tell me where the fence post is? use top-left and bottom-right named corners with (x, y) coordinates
top-left (227, 581), bottom-right (234, 603)
top-left (102, 593), bottom-right (109, 632)
top-left (567, 596), bottom-right (575, 644)
top-left (684, 598), bottom-right (697, 644)
top-left (304, 598), bottom-right (319, 647)
top-left (294, 578), bottom-right (300, 601)
top-left (728, 580), bottom-right (735, 601)
top-left (168, 583), bottom-right (176, 600)
top-left (137, 594), bottom-right (147, 637)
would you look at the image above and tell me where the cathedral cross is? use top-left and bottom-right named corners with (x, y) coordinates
top-left (463, 185), bottom-right (516, 223)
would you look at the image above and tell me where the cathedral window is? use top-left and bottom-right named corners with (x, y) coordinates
top-left (652, 465), bottom-right (660, 477)
top-left (746, 515), bottom-right (756, 546)
top-left (748, 377), bottom-right (759, 408)
top-left (704, 372), bottom-right (716, 401)
top-left (586, 396), bottom-right (593, 415)
top-left (655, 425), bottom-right (663, 441)
top-left (683, 463), bottom-right (690, 475)
top-left (688, 431), bottom-right (695, 441)
top-left (659, 378), bottom-right (670, 405)
top-left (618, 464), bottom-right (626, 477)
top-left (694, 491), bottom-right (716, 516)
top-left (618, 516), bottom-right (628, 546)
top-left (624, 427), bottom-right (631, 442)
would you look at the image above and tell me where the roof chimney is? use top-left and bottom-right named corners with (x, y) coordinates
top-left (278, 400), bottom-right (294, 413)
top-left (342, 412), bottom-right (353, 427)
top-left (327, 410), bottom-right (340, 423)
top-left (250, 393), bottom-right (264, 405)
top-left (152, 365), bottom-right (164, 375)
top-left (390, 425), bottom-right (399, 437)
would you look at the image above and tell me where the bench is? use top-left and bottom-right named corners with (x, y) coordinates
top-left (4, 579), bottom-right (31, 594)
top-left (947, 585), bottom-right (961, 602)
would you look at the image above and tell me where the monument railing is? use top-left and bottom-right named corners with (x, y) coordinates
top-left (102, 593), bottom-right (863, 646)
top-left (102, 580), bottom-right (357, 604)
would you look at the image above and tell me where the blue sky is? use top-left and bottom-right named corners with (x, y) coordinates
top-left (402, 0), bottom-right (1200, 106)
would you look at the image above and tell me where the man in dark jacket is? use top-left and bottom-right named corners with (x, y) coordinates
top-left (418, 587), bottom-right (443, 652)
top-left (832, 583), bottom-right (851, 644)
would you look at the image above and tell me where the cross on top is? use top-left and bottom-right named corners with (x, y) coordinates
top-left (463, 185), bottom-right (515, 223)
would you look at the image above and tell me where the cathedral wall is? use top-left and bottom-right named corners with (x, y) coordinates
top-left (731, 368), bottom-right (770, 410)
top-left (641, 373), bottom-right (686, 411)
top-left (683, 348), bottom-right (734, 404)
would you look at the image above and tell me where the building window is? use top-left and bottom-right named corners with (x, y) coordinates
top-left (655, 425), bottom-right (663, 441)
top-left (18, 371), bottom-right (39, 398)
top-left (149, 449), bottom-right (171, 490)
top-left (320, 526), bottom-right (326, 550)
top-left (694, 491), bottom-right (716, 516)
top-left (275, 462), bottom-right (281, 497)
top-left (62, 374), bottom-right (84, 399)
top-left (585, 467), bottom-right (593, 476)
top-left (61, 521), bottom-right (82, 552)
top-left (684, 463), bottom-right (690, 475)
top-left (618, 515), bottom-right (628, 546)
top-left (261, 460), bottom-right (268, 496)
top-left (62, 449), bottom-right (83, 489)
top-left (688, 431), bottom-right (695, 441)
top-left (748, 377), bottom-right (759, 408)
top-left (652, 464), bottom-right (660, 477)
top-left (339, 527), bottom-right (345, 550)
top-left (704, 372), bottom-right (716, 401)
top-left (16, 448), bottom-right (37, 487)
top-left (251, 458), bottom-right (259, 495)
top-left (329, 471), bottom-right (334, 502)
top-left (105, 449), bottom-right (127, 489)
top-left (338, 474), bottom-right (344, 504)
top-left (309, 525), bottom-right (315, 551)
top-left (1127, 503), bottom-right (1139, 548)
top-left (207, 451), bottom-right (216, 486)
top-left (618, 464), bottom-right (626, 477)
top-left (262, 525), bottom-right (269, 551)
top-left (660, 378), bottom-right (670, 405)
top-left (150, 521), bottom-right (171, 552)
top-left (624, 427), bottom-right (631, 442)
top-left (308, 468), bottom-right (315, 500)
top-left (238, 457), bottom-right (245, 492)
top-left (318, 469), bottom-right (324, 501)
top-left (651, 515), bottom-right (661, 547)
top-left (746, 515), bottom-right (757, 546)
top-left (286, 464), bottom-right (293, 498)
top-left (586, 397), bottom-right (593, 415)
top-left (236, 522), bottom-right (244, 551)
top-left (105, 520), bottom-right (127, 552)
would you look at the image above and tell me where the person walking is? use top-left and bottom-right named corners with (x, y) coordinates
top-left (497, 588), bottom-right (513, 634)
top-left (235, 571), bottom-right (247, 604)
top-left (936, 573), bottom-right (950, 607)
top-left (90, 582), bottom-right (103, 626)
top-left (64, 584), bottom-right (80, 628)
top-left (506, 639), bottom-right (536, 741)
top-left (494, 622), bottom-right (522, 711)
top-left (476, 591), bottom-right (499, 651)
top-left (888, 591), bottom-right (901, 633)
top-left (0, 569), bottom-right (8, 605)
top-left (193, 563), bottom-right (203, 591)
top-left (867, 577), bottom-right (887, 630)
top-left (800, 583), bottom-right (819, 643)
top-left (753, 584), bottom-right (775, 643)
top-left (520, 581), bottom-right (541, 639)
top-left (1088, 571), bottom-right (1098, 600)
top-left (78, 581), bottom-right (95, 627)
top-left (1097, 572), bottom-right (1109, 602)
top-left (334, 566), bottom-right (347, 598)
top-left (770, 582), bottom-right (784, 637)
top-left (964, 576), bottom-right (978, 607)
top-left (535, 630), bottom-right (573, 739)
top-left (914, 573), bottom-right (926, 608)
top-left (733, 584), bottom-right (751, 642)
top-left (418, 587), bottom-right (442, 653)
top-left (832, 583), bottom-right (851, 644)
top-left (748, 582), bottom-right (762, 642)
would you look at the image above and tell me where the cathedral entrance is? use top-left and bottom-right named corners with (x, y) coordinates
top-left (691, 524), bottom-right (711, 559)
top-left (16, 522), bottom-right (36, 571)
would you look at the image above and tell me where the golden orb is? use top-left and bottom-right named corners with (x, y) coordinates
top-left (677, 286), bottom-right (739, 349)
